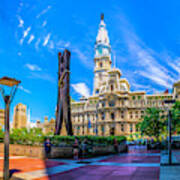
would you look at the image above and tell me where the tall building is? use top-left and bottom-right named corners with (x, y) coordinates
top-left (36, 116), bottom-right (55, 134)
top-left (173, 81), bottom-right (180, 100)
top-left (36, 116), bottom-right (67, 135)
top-left (71, 14), bottom-right (179, 136)
top-left (13, 103), bottom-right (27, 129)
top-left (0, 109), bottom-right (5, 130)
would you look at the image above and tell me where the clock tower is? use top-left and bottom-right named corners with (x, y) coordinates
top-left (93, 14), bottom-right (112, 95)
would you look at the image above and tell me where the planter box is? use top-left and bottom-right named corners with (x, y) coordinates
top-left (0, 142), bottom-right (127, 159)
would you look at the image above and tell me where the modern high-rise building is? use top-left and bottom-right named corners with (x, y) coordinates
top-left (13, 103), bottom-right (27, 129)
top-left (0, 109), bottom-right (5, 130)
top-left (71, 14), bottom-right (179, 136)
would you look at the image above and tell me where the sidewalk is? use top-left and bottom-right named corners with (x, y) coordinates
top-left (0, 147), bottom-right (179, 179)
top-left (160, 150), bottom-right (180, 180)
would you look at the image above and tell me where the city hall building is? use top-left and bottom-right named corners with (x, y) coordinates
top-left (71, 14), bottom-right (180, 136)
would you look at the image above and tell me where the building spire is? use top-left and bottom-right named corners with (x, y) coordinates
top-left (101, 13), bottom-right (104, 20)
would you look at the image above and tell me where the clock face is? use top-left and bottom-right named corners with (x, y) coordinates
top-left (98, 48), bottom-right (102, 55)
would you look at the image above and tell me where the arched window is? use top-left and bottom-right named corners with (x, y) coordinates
top-left (109, 100), bottom-right (115, 107)
top-left (110, 84), bottom-right (114, 91)
top-left (111, 112), bottom-right (115, 120)
top-left (101, 112), bottom-right (105, 120)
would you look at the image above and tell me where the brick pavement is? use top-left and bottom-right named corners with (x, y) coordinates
top-left (2, 146), bottom-right (180, 180)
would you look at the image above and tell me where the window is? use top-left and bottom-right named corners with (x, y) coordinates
top-left (121, 124), bottom-right (124, 131)
top-left (101, 112), bottom-right (105, 120)
top-left (135, 111), bottom-right (138, 118)
top-left (110, 84), bottom-right (114, 91)
top-left (101, 125), bottom-right (105, 134)
top-left (130, 112), bottom-right (133, 119)
top-left (100, 62), bottom-right (103, 67)
top-left (96, 89), bottom-right (99, 94)
top-left (102, 101), bottom-right (105, 107)
top-left (109, 100), bottom-right (115, 107)
top-left (111, 112), bottom-right (115, 120)
top-left (130, 124), bottom-right (133, 133)
top-left (121, 111), bottom-right (124, 119)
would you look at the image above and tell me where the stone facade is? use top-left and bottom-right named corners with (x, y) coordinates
top-left (36, 116), bottom-right (55, 134)
top-left (36, 116), bottom-right (67, 135)
top-left (173, 81), bottom-right (180, 100)
top-left (71, 15), bottom-right (179, 136)
top-left (13, 103), bottom-right (27, 129)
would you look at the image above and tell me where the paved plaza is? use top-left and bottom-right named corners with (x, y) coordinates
top-left (0, 146), bottom-right (180, 180)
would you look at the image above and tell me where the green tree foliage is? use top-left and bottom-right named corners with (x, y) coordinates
top-left (0, 129), bottom-right (4, 142)
top-left (138, 108), bottom-right (165, 141)
top-left (10, 128), bottom-right (44, 145)
top-left (171, 101), bottom-right (180, 134)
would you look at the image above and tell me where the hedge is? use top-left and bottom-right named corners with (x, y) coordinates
top-left (47, 135), bottom-right (126, 146)
top-left (0, 128), bottom-right (126, 146)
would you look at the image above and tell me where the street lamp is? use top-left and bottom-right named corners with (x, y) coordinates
top-left (164, 99), bottom-right (176, 165)
top-left (0, 76), bottom-right (21, 180)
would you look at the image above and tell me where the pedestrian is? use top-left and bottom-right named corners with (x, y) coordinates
top-left (114, 138), bottom-right (119, 153)
top-left (44, 138), bottom-right (52, 159)
top-left (73, 137), bottom-right (79, 160)
top-left (81, 138), bottom-right (87, 159)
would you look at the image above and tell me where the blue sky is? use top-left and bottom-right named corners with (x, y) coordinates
top-left (0, 0), bottom-right (179, 124)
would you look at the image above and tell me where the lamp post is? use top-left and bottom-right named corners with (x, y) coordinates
top-left (0, 77), bottom-right (21, 180)
top-left (164, 99), bottom-right (176, 165)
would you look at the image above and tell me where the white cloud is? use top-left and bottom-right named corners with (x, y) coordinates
top-left (71, 83), bottom-right (90, 97)
top-left (25, 64), bottom-right (42, 71)
top-left (72, 47), bottom-right (93, 69)
top-left (43, 33), bottom-right (51, 46)
top-left (49, 40), bottom-right (54, 49)
top-left (20, 26), bottom-right (31, 45)
top-left (19, 86), bottom-right (31, 94)
top-left (35, 38), bottom-right (41, 50)
top-left (17, 16), bottom-right (24, 27)
top-left (131, 82), bottom-right (151, 90)
top-left (29, 72), bottom-right (56, 83)
top-left (27, 34), bottom-right (35, 44)
top-left (56, 40), bottom-right (70, 49)
top-left (123, 30), bottom-right (176, 89)
top-left (42, 21), bottom-right (47, 27)
top-left (138, 71), bottom-right (172, 89)
top-left (17, 52), bottom-right (22, 56)
top-left (36, 5), bottom-right (51, 19)
top-left (168, 59), bottom-right (180, 75)
top-left (64, 42), bottom-right (70, 47)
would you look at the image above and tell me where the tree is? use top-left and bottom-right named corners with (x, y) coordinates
top-left (171, 101), bottom-right (180, 134)
top-left (10, 127), bottom-right (44, 145)
top-left (138, 108), bottom-right (165, 141)
top-left (0, 129), bottom-right (4, 142)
